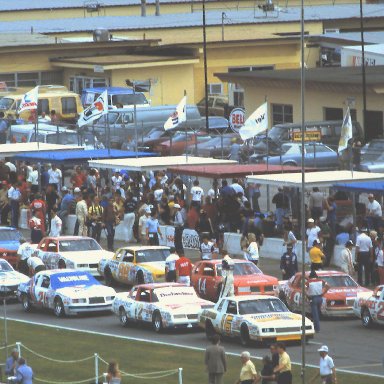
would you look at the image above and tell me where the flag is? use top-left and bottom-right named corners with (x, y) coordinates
top-left (78, 90), bottom-right (108, 127)
top-left (164, 96), bottom-right (187, 130)
top-left (338, 107), bottom-right (352, 152)
top-left (239, 102), bottom-right (268, 140)
top-left (18, 87), bottom-right (38, 113)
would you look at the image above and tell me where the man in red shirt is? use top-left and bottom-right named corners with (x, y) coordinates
top-left (175, 253), bottom-right (192, 286)
top-left (30, 194), bottom-right (46, 234)
top-left (70, 167), bottom-right (86, 189)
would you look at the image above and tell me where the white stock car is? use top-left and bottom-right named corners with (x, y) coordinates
top-left (112, 283), bottom-right (214, 332)
top-left (17, 269), bottom-right (116, 317)
top-left (34, 236), bottom-right (114, 276)
top-left (353, 285), bottom-right (384, 328)
top-left (199, 295), bottom-right (315, 345)
top-left (0, 259), bottom-right (29, 299)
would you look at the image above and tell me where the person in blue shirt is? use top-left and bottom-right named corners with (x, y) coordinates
top-left (15, 357), bottom-right (33, 384)
top-left (5, 348), bottom-right (19, 376)
top-left (146, 209), bottom-right (163, 246)
top-left (280, 244), bottom-right (298, 280)
top-left (335, 226), bottom-right (350, 246)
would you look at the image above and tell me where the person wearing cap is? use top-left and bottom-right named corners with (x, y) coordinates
top-left (366, 193), bottom-right (382, 231)
top-left (272, 187), bottom-right (289, 233)
top-left (5, 348), bottom-right (19, 376)
top-left (309, 239), bottom-right (325, 272)
top-left (173, 203), bottom-right (184, 251)
top-left (309, 345), bottom-right (337, 384)
top-left (306, 218), bottom-right (321, 252)
top-left (280, 244), bottom-right (298, 280)
top-left (355, 227), bottom-right (373, 286)
top-left (340, 240), bottom-right (355, 276)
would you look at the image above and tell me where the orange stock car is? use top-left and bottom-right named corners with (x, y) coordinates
top-left (191, 259), bottom-right (278, 302)
top-left (278, 270), bottom-right (372, 317)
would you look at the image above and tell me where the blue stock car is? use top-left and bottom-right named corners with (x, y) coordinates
top-left (0, 226), bottom-right (23, 268)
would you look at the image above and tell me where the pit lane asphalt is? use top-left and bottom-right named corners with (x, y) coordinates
top-left (4, 301), bottom-right (384, 378)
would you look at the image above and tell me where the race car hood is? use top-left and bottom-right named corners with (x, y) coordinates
top-left (243, 311), bottom-right (312, 326)
top-left (138, 261), bottom-right (166, 274)
top-left (59, 250), bottom-right (114, 263)
top-left (56, 284), bottom-right (116, 298)
top-left (0, 271), bottom-right (29, 286)
top-left (325, 287), bottom-right (372, 300)
top-left (235, 274), bottom-right (278, 286)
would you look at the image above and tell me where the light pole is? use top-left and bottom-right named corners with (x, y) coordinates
top-left (359, 0), bottom-right (367, 138)
top-left (202, 0), bottom-right (209, 132)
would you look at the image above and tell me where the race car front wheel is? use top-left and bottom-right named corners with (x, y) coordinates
top-left (119, 307), bottom-right (129, 327)
top-left (21, 294), bottom-right (32, 312)
top-left (362, 307), bottom-right (373, 328)
top-left (152, 311), bottom-right (163, 333)
top-left (240, 324), bottom-right (250, 346)
top-left (53, 298), bottom-right (65, 317)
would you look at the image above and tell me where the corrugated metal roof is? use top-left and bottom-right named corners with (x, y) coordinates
top-left (0, 4), bottom-right (383, 34)
top-left (321, 31), bottom-right (384, 44)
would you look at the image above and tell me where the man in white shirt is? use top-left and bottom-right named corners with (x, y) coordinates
top-left (26, 165), bottom-right (39, 193)
top-left (138, 207), bottom-right (151, 245)
top-left (310, 345), bottom-right (337, 384)
top-left (27, 256), bottom-right (46, 275)
top-left (48, 164), bottom-right (62, 191)
top-left (190, 179), bottom-right (204, 208)
top-left (165, 248), bottom-right (180, 282)
top-left (200, 235), bottom-right (214, 260)
top-left (49, 208), bottom-right (62, 237)
top-left (75, 193), bottom-right (88, 237)
top-left (367, 194), bottom-right (382, 231)
top-left (8, 182), bottom-right (21, 228)
top-left (111, 171), bottom-right (123, 192)
top-left (355, 228), bottom-right (373, 286)
top-left (17, 240), bottom-right (34, 276)
top-left (306, 218), bottom-right (321, 252)
top-left (230, 178), bottom-right (244, 195)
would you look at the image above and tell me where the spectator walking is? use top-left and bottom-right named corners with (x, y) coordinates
top-left (123, 192), bottom-right (137, 243)
top-left (88, 196), bottom-right (103, 243)
top-left (49, 208), bottom-right (62, 237)
top-left (280, 244), bottom-right (298, 280)
top-left (309, 239), bottom-right (325, 272)
top-left (309, 188), bottom-right (324, 221)
top-left (146, 210), bottom-right (162, 246)
top-left (15, 357), bottom-right (33, 384)
top-left (5, 348), bottom-right (19, 377)
top-left (273, 343), bottom-right (292, 384)
top-left (165, 248), bottom-right (179, 282)
top-left (106, 361), bottom-right (121, 384)
top-left (205, 334), bottom-right (227, 384)
top-left (236, 351), bottom-right (258, 384)
top-left (355, 228), bottom-right (373, 286)
top-left (340, 240), bottom-right (355, 276)
top-left (309, 345), bottom-right (337, 384)
top-left (175, 253), bottom-right (192, 285)
top-left (76, 193), bottom-right (88, 237)
top-left (103, 198), bottom-right (117, 251)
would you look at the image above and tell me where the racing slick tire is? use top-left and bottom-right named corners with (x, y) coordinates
top-left (53, 297), bottom-right (65, 317)
top-left (152, 311), bottom-right (163, 333)
top-left (240, 324), bottom-right (251, 346)
top-left (119, 307), bottom-right (130, 327)
top-left (136, 271), bottom-right (145, 285)
top-left (58, 259), bottom-right (66, 269)
top-left (104, 268), bottom-right (115, 287)
top-left (205, 320), bottom-right (216, 340)
top-left (21, 294), bottom-right (32, 312)
top-left (361, 307), bottom-right (374, 328)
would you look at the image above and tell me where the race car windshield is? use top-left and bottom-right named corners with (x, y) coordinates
top-left (0, 229), bottom-right (22, 242)
top-left (0, 260), bottom-right (13, 272)
top-left (320, 275), bottom-right (358, 288)
top-left (50, 272), bottom-right (99, 290)
top-left (58, 239), bottom-right (102, 252)
top-left (239, 298), bottom-right (288, 315)
top-left (135, 249), bottom-right (170, 263)
top-left (154, 286), bottom-right (197, 303)
top-left (216, 262), bottom-right (262, 276)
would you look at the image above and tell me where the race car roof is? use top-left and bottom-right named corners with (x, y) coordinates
top-left (117, 245), bottom-right (170, 251)
top-left (135, 282), bottom-right (186, 289)
top-left (221, 294), bottom-right (278, 302)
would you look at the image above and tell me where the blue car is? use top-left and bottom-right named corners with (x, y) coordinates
top-left (0, 226), bottom-right (23, 268)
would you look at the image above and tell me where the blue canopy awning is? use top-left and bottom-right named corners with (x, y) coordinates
top-left (333, 180), bottom-right (384, 193)
top-left (13, 149), bottom-right (156, 163)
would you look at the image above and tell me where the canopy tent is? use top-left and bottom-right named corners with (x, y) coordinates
top-left (246, 170), bottom-right (384, 188)
top-left (12, 149), bottom-right (155, 164)
top-left (333, 180), bottom-right (384, 193)
top-left (0, 143), bottom-right (83, 157)
top-left (167, 164), bottom-right (306, 178)
top-left (88, 156), bottom-right (236, 172)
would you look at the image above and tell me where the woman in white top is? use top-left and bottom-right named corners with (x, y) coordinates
top-left (340, 240), bottom-right (355, 276)
top-left (245, 233), bottom-right (259, 266)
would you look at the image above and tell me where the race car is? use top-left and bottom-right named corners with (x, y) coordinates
top-left (17, 269), bottom-right (116, 317)
top-left (112, 282), bottom-right (214, 332)
top-left (353, 285), bottom-right (384, 328)
top-left (0, 259), bottom-right (29, 299)
top-left (98, 246), bottom-right (170, 286)
top-left (0, 226), bottom-right (24, 268)
top-left (198, 295), bottom-right (314, 345)
top-left (191, 259), bottom-right (278, 302)
top-left (278, 270), bottom-right (372, 317)
top-left (34, 236), bottom-right (114, 276)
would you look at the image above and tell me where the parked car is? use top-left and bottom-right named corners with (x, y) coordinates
top-left (359, 140), bottom-right (384, 172)
top-left (279, 271), bottom-right (372, 317)
top-left (186, 134), bottom-right (236, 158)
top-left (251, 142), bottom-right (338, 168)
top-left (0, 227), bottom-right (24, 268)
top-left (98, 246), bottom-right (170, 286)
top-left (34, 236), bottom-right (114, 276)
top-left (353, 285), bottom-right (384, 327)
top-left (197, 95), bottom-right (229, 117)
top-left (191, 259), bottom-right (278, 302)
top-left (199, 295), bottom-right (314, 345)
top-left (113, 283), bottom-right (214, 332)
top-left (0, 259), bottom-right (29, 299)
top-left (18, 269), bottom-right (116, 317)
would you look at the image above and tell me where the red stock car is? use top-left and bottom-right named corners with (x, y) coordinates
top-left (191, 259), bottom-right (278, 302)
top-left (278, 270), bottom-right (372, 317)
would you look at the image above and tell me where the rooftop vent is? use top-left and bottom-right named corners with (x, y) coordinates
top-left (93, 28), bottom-right (110, 42)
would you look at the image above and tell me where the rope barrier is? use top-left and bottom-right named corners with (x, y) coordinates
top-left (0, 343), bottom-right (16, 350)
top-left (33, 374), bottom-right (105, 384)
top-left (121, 370), bottom-right (179, 379)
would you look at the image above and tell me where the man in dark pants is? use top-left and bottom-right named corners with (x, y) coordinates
top-left (280, 244), bottom-right (298, 280)
top-left (102, 198), bottom-right (116, 252)
top-left (355, 227), bottom-right (373, 286)
top-left (0, 112), bottom-right (9, 144)
top-left (205, 334), bottom-right (227, 384)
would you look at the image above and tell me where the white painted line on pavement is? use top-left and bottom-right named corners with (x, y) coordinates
top-left (8, 317), bottom-right (384, 379)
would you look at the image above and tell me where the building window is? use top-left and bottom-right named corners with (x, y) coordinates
top-left (208, 83), bottom-right (223, 95)
top-left (69, 76), bottom-right (109, 94)
top-left (272, 104), bottom-right (293, 125)
top-left (0, 71), bottom-right (62, 87)
top-left (61, 97), bottom-right (77, 114)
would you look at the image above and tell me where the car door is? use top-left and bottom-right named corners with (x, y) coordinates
top-left (220, 300), bottom-right (238, 336)
top-left (31, 274), bottom-right (50, 308)
top-left (40, 239), bottom-right (59, 269)
top-left (371, 287), bottom-right (384, 324)
top-left (214, 298), bottom-right (228, 331)
top-left (116, 249), bottom-right (135, 284)
top-left (134, 287), bottom-right (152, 323)
top-left (196, 262), bottom-right (216, 299)
top-left (287, 275), bottom-right (302, 311)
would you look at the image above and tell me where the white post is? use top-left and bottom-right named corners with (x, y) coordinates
top-left (94, 353), bottom-right (98, 384)
top-left (103, 373), bottom-right (108, 384)
top-left (16, 342), bottom-right (21, 357)
top-left (178, 367), bottom-right (183, 384)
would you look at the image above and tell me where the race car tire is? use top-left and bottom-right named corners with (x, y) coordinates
top-left (152, 311), bottom-right (163, 333)
top-left (58, 260), bottom-right (66, 269)
top-left (361, 307), bottom-right (373, 328)
top-left (104, 268), bottom-right (115, 287)
top-left (53, 297), bottom-right (65, 317)
top-left (240, 324), bottom-right (251, 346)
top-left (119, 307), bottom-right (130, 327)
top-left (205, 320), bottom-right (216, 340)
top-left (136, 271), bottom-right (145, 285)
top-left (21, 294), bottom-right (32, 312)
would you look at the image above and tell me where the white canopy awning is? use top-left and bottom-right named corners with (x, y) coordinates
top-left (0, 143), bottom-right (84, 157)
top-left (246, 170), bottom-right (384, 189)
top-left (88, 156), bottom-right (236, 172)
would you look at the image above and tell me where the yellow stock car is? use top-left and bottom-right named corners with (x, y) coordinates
top-left (98, 246), bottom-right (170, 286)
